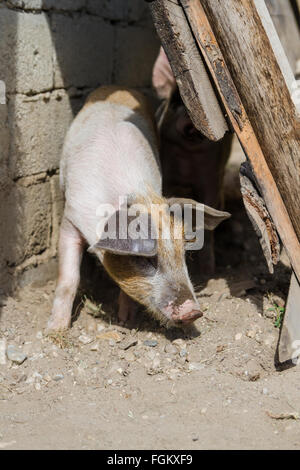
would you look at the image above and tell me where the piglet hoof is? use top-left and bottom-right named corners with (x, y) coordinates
top-left (117, 291), bottom-right (139, 327)
top-left (46, 314), bottom-right (71, 333)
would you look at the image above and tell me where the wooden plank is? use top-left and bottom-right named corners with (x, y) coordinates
top-left (265, 0), bottom-right (300, 74)
top-left (260, 0), bottom-right (297, 92)
top-left (180, 0), bottom-right (300, 283)
top-left (240, 162), bottom-right (280, 274)
top-left (148, 0), bottom-right (228, 141)
top-left (279, 272), bottom-right (300, 363)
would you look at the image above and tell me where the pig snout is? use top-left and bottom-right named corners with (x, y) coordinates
top-left (162, 299), bottom-right (203, 325)
top-left (175, 109), bottom-right (204, 140)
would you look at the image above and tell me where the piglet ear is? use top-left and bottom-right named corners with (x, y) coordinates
top-left (152, 46), bottom-right (176, 99)
top-left (88, 210), bottom-right (158, 257)
top-left (202, 204), bottom-right (231, 230)
top-left (168, 197), bottom-right (231, 231)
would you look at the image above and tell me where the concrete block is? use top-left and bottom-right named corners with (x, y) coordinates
top-left (0, 8), bottom-right (53, 93)
top-left (0, 181), bottom-right (52, 266)
top-left (17, 258), bottom-right (58, 289)
top-left (52, 14), bottom-right (114, 88)
top-left (5, 1), bottom-right (85, 10)
top-left (9, 90), bottom-right (73, 178)
top-left (87, 0), bottom-right (149, 21)
top-left (114, 25), bottom-right (160, 87)
top-left (4, 1), bottom-right (43, 8)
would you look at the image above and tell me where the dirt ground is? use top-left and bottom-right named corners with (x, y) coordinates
top-left (1, 194), bottom-right (300, 450)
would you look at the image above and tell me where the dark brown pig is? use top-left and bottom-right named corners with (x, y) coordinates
top-left (153, 47), bottom-right (233, 275)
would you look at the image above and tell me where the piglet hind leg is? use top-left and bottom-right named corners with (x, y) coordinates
top-left (118, 290), bottom-right (139, 326)
top-left (47, 217), bottom-right (84, 332)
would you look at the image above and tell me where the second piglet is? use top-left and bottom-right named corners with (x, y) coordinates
top-left (47, 86), bottom-right (230, 331)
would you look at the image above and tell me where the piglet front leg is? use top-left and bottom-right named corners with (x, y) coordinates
top-left (118, 290), bottom-right (139, 326)
top-left (47, 217), bottom-right (84, 332)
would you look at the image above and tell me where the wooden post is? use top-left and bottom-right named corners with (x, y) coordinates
top-left (148, 0), bottom-right (228, 141)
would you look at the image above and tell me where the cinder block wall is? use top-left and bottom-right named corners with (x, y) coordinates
top-left (0, 0), bottom-right (160, 293)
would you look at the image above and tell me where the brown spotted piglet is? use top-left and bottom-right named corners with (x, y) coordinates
top-left (47, 86), bottom-right (230, 331)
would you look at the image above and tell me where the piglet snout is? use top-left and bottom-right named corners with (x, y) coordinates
top-left (175, 113), bottom-right (204, 141)
top-left (162, 300), bottom-right (203, 324)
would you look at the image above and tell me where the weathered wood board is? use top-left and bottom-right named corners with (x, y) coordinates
top-left (279, 272), bottom-right (300, 363)
top-left (259, 0), bottom-right (298, 96)
top-left (265, 0), bottom-right (300, 74)
top-left (148, 0), bottom-right (228, 141)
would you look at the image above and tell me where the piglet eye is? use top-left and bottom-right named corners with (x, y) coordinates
top-left (148, 257), bottom-right (158, 269)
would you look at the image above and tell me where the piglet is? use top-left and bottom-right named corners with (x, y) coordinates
top-left (47, 86), bottom-right (230, 331)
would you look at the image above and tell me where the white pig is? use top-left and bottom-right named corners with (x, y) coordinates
top-left (47, 86), bottom-right (230, 331)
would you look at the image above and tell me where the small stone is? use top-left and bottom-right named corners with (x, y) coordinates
top-left (188, 362), bottom-right (205, 371)
top-left (147, 350), bottom-right (156, 361)
top-left (248, 372), bottom-right (260, 382)
top-left (235, 333), bottom-right (242, 341)
top-left (172, 339), bottom-right (187, 349)
top-left (152, 357), bottom-right (161, 369)
top-left (200, 407), bottom-right (207, 414)
top-left (107, 379), bottom-right (113, 385)
top-left (144, 340), bottom-right (158, 348)
top-left (164, 344), bottom-right (177, 355)
top-left (109, 339), bottom-right (116, 347)
top-left (36, 331), bottom-right (43, 340)
top-left (6, 345), bottom-right (27, 365)
top-left (179, 349), bottom-right (188, 357)
top-left (32, 371), bottom-right (43, 381)
top-left (35, 383), bottom-right (41, 391)
top-left (0, 339), bottom-right (6, 365)
top-left (246, 330), bottom-right (255, 338)
top-left (90, 343), bottom-right (99, 351)
top-left (262, 387), bottom-right (268, 395)
top-left (245, 359), bottom-right (261, 381)
top-left (53, 374), bottom-right (64, 381)
top-left (121, 339), bottom-right (138, 351)
top-left (79, 334), bottom-right (93, 345)
top-left (124, 351), bottom-right (135, 362)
